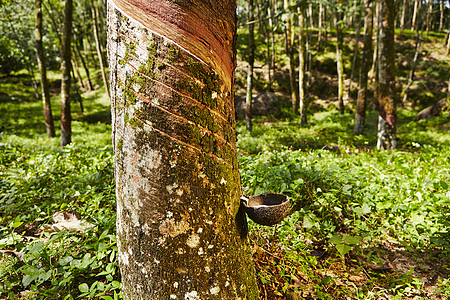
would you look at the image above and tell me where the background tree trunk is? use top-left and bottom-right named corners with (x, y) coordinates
top-left (107, 0), bottom-right (259, 298)
top-left (246, 0), bottom-right (255, 132)
top-left (334, 4), bottom-right (345, 115)
top-left (35, 0), bottom-right (55, 138)
top-left (354, 0), bottom-right (373, 135)
top-left (60, 0), bottom-right (73, 148)
top-left (377, 0), bottom-right (397, 150)
top-left (91, 0), bottom-right (109, 97)
top-left (298, 7), bottom-right (307, 124)
top-left (285, 0), bottom-right (298, 113)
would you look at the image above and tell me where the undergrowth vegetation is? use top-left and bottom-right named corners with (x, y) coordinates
top-left (0, 34), bottom-right (449, 300)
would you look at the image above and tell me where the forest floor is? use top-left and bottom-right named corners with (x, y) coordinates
top-left (0, 30), bottom-right (449, 299)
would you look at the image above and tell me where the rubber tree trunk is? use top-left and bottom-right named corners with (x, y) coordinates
top-left (91, 0), bottom-right (110, 97)
top-left (377, 0), bottom-right (397, 150)
top-left (400, 0), bottom-right (408, 33)
top-left (284, 0), bottom-right (298, 113)
top-left (298, 8), bottom-right (307, 124)
top-left (60, 0), bottom-right (73, 148)
top-left (246, 0), bottom-right (255, 132)
top-left (334, 5), bottom-right (345, 115)
top-left (107, 0), bottom-right (259, 298)
top-left (354, 0), bottom-right (373, 135)
top-left (73, 30), bottom-right (93, 91)
top-left (346, 11), bottom-right (362, 102)
top-left (412, 0), bottom-right (421, 31)
top-left (35, 0), bottom-right (55, 138)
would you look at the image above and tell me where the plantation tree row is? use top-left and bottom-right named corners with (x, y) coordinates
top-left (239, 0), bottom-right (449, 150)
top-left (0, 0), bottom-right (109, 146)
top-left (1, 0), bottom-right (449, 149)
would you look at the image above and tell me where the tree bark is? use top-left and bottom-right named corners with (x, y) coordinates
top-left (298, 8), bottom-right (307, 124)
top-left (412, 0), bottom-right (421, 31)
top-left (377, 0), bottom-right (397, 150)
top-left (107, 0), bottom-right (259, 298)
top-left (401, 30), bottom-right (422, 104)
top-left (438, 0), bottom-right (444, 32)
top-left (354, 0), bottom-right (373, 135)
top-left (60, 0), bottom-right (73, 148)
top-left (318, 2), bottom-right (323, 51)
top-left (73, 30), bottom-right (94, 91)
top-left (91, 0), bottom-right (110, 97)
top-left (400, 0), bottom-right (408, 33)
top-left (334, 4), bottom-right (345, 115)
top-left (246, 0), bottom-right (255, 132)
top-left (285, 0), bottom-right (298, 113)
top-left (346, 10), bottom-right (362, 102)
top-left (35, 0), bottom-right (55, 138)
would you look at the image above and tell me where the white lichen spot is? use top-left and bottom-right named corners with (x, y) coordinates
top-left (205, 220), bottom-right (213, 225)
top-left (207, 244), bottom-right (214, 249)
top-left (205, 266), bottom-right (210, 272)
top-left (212, 91), bottom-right (218, 99)
top-left (176, 189), bottom-right (184, 196)
top-left (197, 228), bottom-right (203, 234)
top-left (210, 286), bottom-right (220, 295)
top-left (141, 267), bottom-right (147, 274)
top-left (170, 295), bottom-right (177, 299)
top-left (169, 159), bottom-right (177, 168)
top-left (159, 218), bottom-right (189, 238)
top-left (184, 291), bottom-right (198, 300)
top-left (120, 251), bottom-right (129, 265)
top-left (166, 183), bottom-right (179, 194)
top-left (173, 282), bottom-right (179, 289)
top-left (225, 281), bottom-right (230, 287)
top-left (220, 177), bottom-right (227, 185)
top-left (154, 258), bottom-right (160, 265)
top-left (198, 247), bottom-right (204, 255)
top-left (188, 208), bottom-right (193, 212)
top-left (186, 233), bottom-right (200, 248)
top-left (167, 211), bottom-right (173, 218)
top-left (176, 247), bottom-right (186, 255)
top-left (128, 247), bottom-right (133, 256)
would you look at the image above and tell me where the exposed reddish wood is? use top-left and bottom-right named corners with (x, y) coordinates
top-left (111, 0), bottom-right (236, 89)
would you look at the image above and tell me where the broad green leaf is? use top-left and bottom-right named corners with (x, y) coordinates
top-left (329, 234), bottom-right (342, 244)
top-left (336, 244), bottom-right (352, 256)
top-left (303, 215), bottom-right (314, 228)
top-left (342, 235), bottom-right (362, 245)
top-left (78, 283), bottom-right (89, 293)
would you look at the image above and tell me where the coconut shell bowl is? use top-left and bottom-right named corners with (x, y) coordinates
top-left (241, 193), bottom-right (290, 226)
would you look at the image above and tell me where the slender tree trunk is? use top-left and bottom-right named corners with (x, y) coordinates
top-left (91, 0), bottom-right (110, 97)
top-left (401, 30), bottom-right (422, 104)
top-left (425, 0), bottom-right (432, 34)
top-left (346, 10), bottom-right (362, 102)
top-left (35, 0), bottom-right (55, 138)
top-left (285, 0), bottom-right (298, 113)
top-left (334, 6), bottom-right (345, 114)
top-left (72, 58), bottom-right (85, 89)
top-left (447, 31), bottom-right (450, 55)
top-left (369, 0), bottom-right (380, 85)
top-left (377, 0), bottom-right (397, 150)
top-left (107, 0), bottom-right (259, 298)
top-left (400, 0), bottom-right (408, 33)
top-left (246, 0), bottom-right (255, 132)
top-left (73, 30), bottom-right (93, 90)
top-left (354, 0), bottom-right (373, 135)
top-left (438, 0), bottom-right (444, 32)
top-left (318, 2), bottom-right (323, 51)
top-left (412, 0), bottom-right (421, 31)
top-left (298, 8), bottom-right (306, 124)
top-left (60, 0), bottom-right (73, 148)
